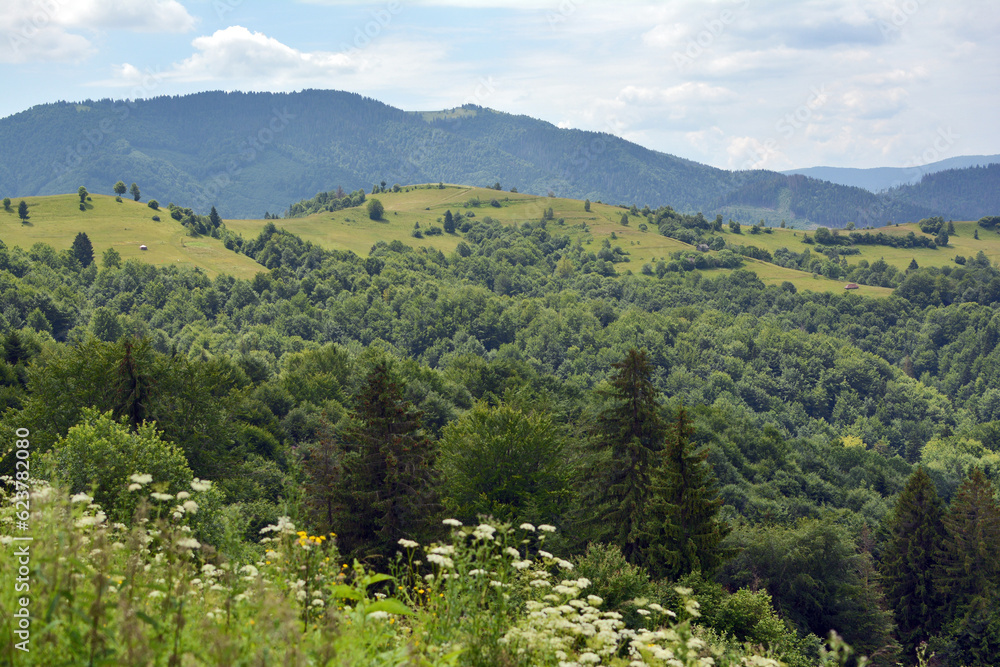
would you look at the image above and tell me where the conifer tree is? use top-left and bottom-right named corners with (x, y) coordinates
top-left (935, 467), bottom-right (1000, 622)
top-left (584, 348), bottom-right (666, 563)
top-left (209, 206), bottom-right (222, 228)
top-left (71, 231), bottom-right (94, 267)
top-left (642, 405), bottom-right (730, 579)
top-left (882, 466), bottom-right (946, 664)
top-left (333, 360), bottom-right (440, 563)
top-left (443, 209), bottom-right (455, 234)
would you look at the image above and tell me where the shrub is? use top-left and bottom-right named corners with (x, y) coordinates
top-left (148, 199), bottom-right (159, 210)
top-left (367, 198), bottom-right (384, 220)
top-left (39, 408), bottom-right (193, 524)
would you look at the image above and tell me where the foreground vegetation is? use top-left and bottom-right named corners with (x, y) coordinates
top-left (2, 185), bottom-right (1000, 664)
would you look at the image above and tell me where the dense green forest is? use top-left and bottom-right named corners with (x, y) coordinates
top-left (1, 91), bottom-right (996, 224)
top-left (2, 197), bottom-right (1000, 664)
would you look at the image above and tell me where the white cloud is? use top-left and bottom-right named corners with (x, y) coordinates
top-left (0, 0), bottom-right (194, 64)
top-left (59, 0), bottom-right (195, 33)
top-left (110, 26), bottom-right (357, 85)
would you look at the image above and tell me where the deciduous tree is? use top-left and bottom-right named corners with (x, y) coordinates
top-left (114, 181), bottom-right (127, 197)
top-left (130, 182), bottom-right (140, 201)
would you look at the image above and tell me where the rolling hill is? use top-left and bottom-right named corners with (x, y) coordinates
top-left (9, 184), bottom-right (1000, 301)
top-left (1, 90), bottom-right (996, 226)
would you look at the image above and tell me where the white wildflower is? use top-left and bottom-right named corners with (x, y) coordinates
top-left (70, 492), bottom-right (93, 504)
top-left (426, 554), bottom-right (454, 568)
top-left (398, 538), bottom-right (419, 548)
top-left (512, 560), bottom-right (533, 570)
top-left (442, 518), bottom-right (463, 527)
top-left (368, 610), bottom-right (389, 620)
top-left (183, 500), bottom-right (198, 514)
top-left (538, 524), bottom-right (556, 532)
top-left (176, 538), bottom-right (201, 550)
top-left (150, 492), bottom-right (173, 501)
top-left (519, 522), bottom-right (536, 531)
top-left (587, 595), bottom-right (604, 607)
top-left (128, 483), bottom-right (142, 492)
top-left (473, 524), bottom-right (496, 540)
top-left (504, 547), bottom-right (520, 558)
top-left (129, 473), bottom-right (153, 485)
top-left (538, 550), bottom-right (553, 559)
top-left (190, 478), bottom-right (212, 492)
top-left (557, 559), bottom-right (574, 570)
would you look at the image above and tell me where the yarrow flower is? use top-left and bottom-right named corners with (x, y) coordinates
top-left (129, 473), bottom-right (153, 485)
top-left (70, 492), bottom-right (93, 504)
top-left (190, 478), bottom-right (212, 492)
top-left (150, 492), bottom-right (173, 501)
top-left (538, 524), bottom-right (557, 533)
top-left (442, 518), bottom-right (463, 527)
top-left (519, 523), bottom-right (536, 532)
top-left (398, 538), bottom-right (419, 549)
top-left (473, 524), bottom-right (497, 540)
top-left (176, 538), bottom-right (201, 550)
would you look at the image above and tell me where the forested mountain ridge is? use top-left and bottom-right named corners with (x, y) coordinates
top-left (1, 89), bottom-right (995, 224)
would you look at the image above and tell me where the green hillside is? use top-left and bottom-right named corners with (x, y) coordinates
top-left (0, 193), bottom-right (263, 279)
top-left (8, 186), bottom-right (1000, 299)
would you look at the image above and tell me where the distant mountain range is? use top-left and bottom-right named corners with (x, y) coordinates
top-left (0, 89), bottom-right (996, 224)
top-left (782, 154), bottom-right (1000, 192)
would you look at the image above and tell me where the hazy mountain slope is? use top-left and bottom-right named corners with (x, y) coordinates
top-left (0, 90), bottom-right (991, 223)
top-left (782, 154), bottom-right (1000, 192)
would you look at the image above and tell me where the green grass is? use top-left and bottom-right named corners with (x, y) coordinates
top-left (0, 194), bottom-right (264, 279)
top-left (9, 187), bottom-right (996, 295)
top-left (724, 221), bottom-right (1000, 272)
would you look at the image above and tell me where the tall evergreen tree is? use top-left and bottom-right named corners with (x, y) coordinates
top-left (17, 200), bottom-right (28, 222)
top-left (642, 405), bottom-right (730, 579)
top-left (333, 360), bottom-right (440, 563)
top-left (209, 206), bottom-right (222, 228)
top-left (935, 467), bottom-right (1000, 622)
top-left (443, 209), bottom-right (455, 234)
top-left (71, 231), bottom-right (94, 267)
top-left (584, 348), bottom-right (666, 563)
top-left (881, 467), bottom-right (946, 664)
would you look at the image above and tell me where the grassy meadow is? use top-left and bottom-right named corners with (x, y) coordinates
top-left (4, 185), bottom-right (998, 297)
top-left (0, 194), bottom-right (263, 280)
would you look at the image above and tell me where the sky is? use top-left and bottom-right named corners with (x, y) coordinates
top-left (1, 0), bottom-right (997, 172)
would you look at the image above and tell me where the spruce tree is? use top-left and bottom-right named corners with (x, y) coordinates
top-left (71, 231), bottom-right (94, 267)
top-left (209, 206), bottom-right (222, 229)
top-left (333, 360), bottom-right (440, 563)
top-left (936, 467), bottom-right (1000, 623)
top-left (642, 405), bottom-right (730, 579)
top-left (443, 209), bottom-right (455, 234)
top-left (584, 348), bottom-right (666, 563)
top-left (881, 467), bottom-right (946, 664)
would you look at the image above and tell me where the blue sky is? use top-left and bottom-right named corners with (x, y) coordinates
top-left (2, 0), bottom-right (997, 172)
